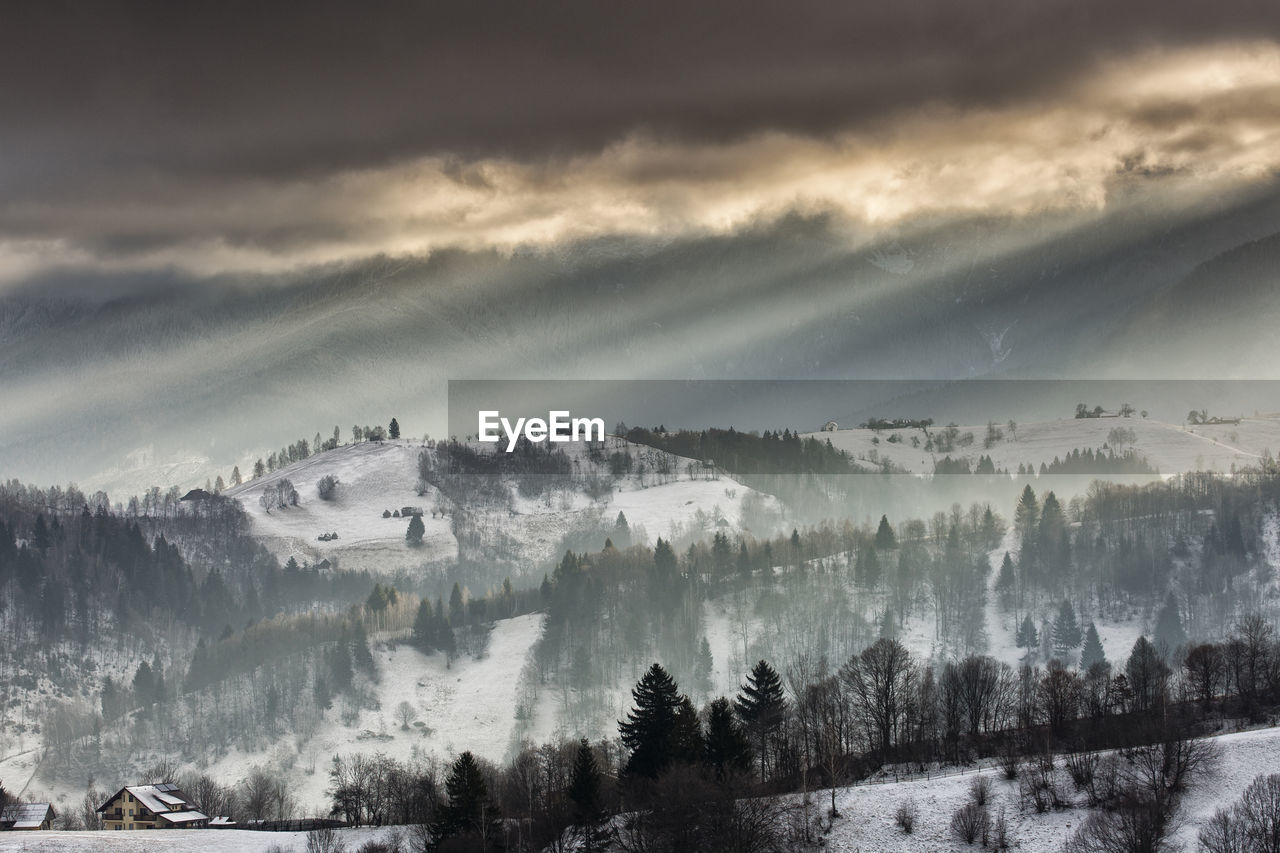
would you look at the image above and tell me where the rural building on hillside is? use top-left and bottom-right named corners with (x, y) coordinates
top-left (0, 802), bottom-right (55, 830)
top-left (97, 783), bottom-right (208, 830)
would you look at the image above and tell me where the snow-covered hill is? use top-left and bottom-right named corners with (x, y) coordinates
top-left (224, 438), bottom-right (783, 576)
top-left (224, 439), bottom-right (456, 573)
top-left (10, 725), bottom-right (1280, 851)
top-left (808, 724), bottom-right (1280, 852)
top-left (805, 416), bottom-right (1280, 476)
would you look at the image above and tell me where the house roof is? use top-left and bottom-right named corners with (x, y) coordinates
top-left (1, 802), bottom-right (54, 828)
top-left (97, 782), bottom-right (205, 821)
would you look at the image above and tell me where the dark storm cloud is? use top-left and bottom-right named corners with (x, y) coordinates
top-left (4, 0), bottom-right (1280, 188)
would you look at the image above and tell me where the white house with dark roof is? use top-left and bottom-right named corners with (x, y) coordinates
top-left (97, 783), bottom-right (208, 830)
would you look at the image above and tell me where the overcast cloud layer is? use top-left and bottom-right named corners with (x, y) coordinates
top-left (4, 2), bottom-right (1280, 492)
top-left (3, 2), bottom-right (1280, 283)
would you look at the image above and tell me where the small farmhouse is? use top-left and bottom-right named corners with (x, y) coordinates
top-left (0, 802), bottom-right (55, 831)
top-left (97, 783), bottom-right (208, 830)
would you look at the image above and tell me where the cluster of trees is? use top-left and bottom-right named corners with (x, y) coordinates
top-left (623, 425), bottom-right (857, 476)
top-left (247, 419), bottom-right (404, 481)
top-left (1075, 402), bottom-right (1143, 419)
top-left (259, 478), bottom-right (300, 512)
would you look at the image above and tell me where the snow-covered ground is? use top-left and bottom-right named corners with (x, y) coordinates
top-left (224, 439), bottom-right (457, 574)
top-left (810, 725), bottom-right (1280, 852)
top-left (0, 825), bottom-right (404, 852)
top-left (806, 416), bottom-right (1280, 476)
top-left (10, 725), bottom-right (1280, 850)
top-left (198, 613), bottom-right (546, 813)
top-left (224, 438), bottom-right (783, 576)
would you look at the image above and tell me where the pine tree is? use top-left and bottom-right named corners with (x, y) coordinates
top-left (855, 545), bottom-right (882, 588)
top-left (875, 514), bottom-right (898, 550)
top-left (412, 600), bottom-right (436, 651)
top-left (1016, 614), bottom-right (1038, 653)
top-left (231, 466), bottom-right (242, 486)
top-left (439, 751), bottom-right (492, 839)
top-left (734, 659), bottom-right (786, 780)
top-left (995, 552), bottom-right (1016, 596)
top-left (619, 663), bottom-right (683, 778)
top-left (1052, 600), bottom-right (1082, 655)
top-left (253, 459), bottom-right (265, 479)
top-left (389, 418), bottom-right (401, 439)
top-left (352, 623), bottom-right (376, 677)
top-left (1154, 592), bottom-right (1187, 657)
top-left (1080, 622), bottom-right (1107, 670)
top-left (671, 695), bottom-right (704, 765)
top-left (694, 636), bottom-right (714, 697)
top-left (405, 513), bottom-right (425, 547)
top-left (703, 696), bottom-right (751, 782)
top-left (568, 739), bottom-right (607, 850)
top-left (1015, 485), bottom-right (1040, 573)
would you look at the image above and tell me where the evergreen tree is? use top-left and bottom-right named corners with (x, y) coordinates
top-left (132, 660), bottom-right (154, 704)
top-left (253, 459), bottom-right (265, 479)
top-left (439, 751), bottom-right (492, 839)
top-left (411, 600), bottom-right (436, 651)
top-left (327, 638), bottom-right (354, 692)
top-left (619, 663), bottom-right (683, 779)
top-left (1080, 622), bottom-right (1107, 670)
top-left (694, 636), bottom-right (714, 697)
top-left (230, 466), bottom-right (242, 486)
top-left (995, 552), bottom-right (1016, 597)
top-left (1154, 592), bottom-right (1187, 657)
top-left (405, 513), bottom-right (425, 547)
top-left (875, 514), bottom-right (898, 550)
top-left (855, 544), bottom-right (882, 588)
top-left (1015, 485), bottom-right (1040, 574)
top-left (567, 739), bottom-right (607, 850)
top-left (1016, 614), bottom-right (1038, 653)
top-left (352, 622), bottom-right (376, 677)
top-left (671, 695), bottom-right (704, 765)
top-left (703, 696), bottom-right (751, 782)
top-left (734, 659), bottom-right (786, 780)
top-left (1052, 600), bottom-right (1082, 655)
top-left (389, 417), bottom-right (401, 439)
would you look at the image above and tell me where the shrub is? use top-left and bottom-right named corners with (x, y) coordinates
top-left (970, 774), bottom-right (992, 807)
top-left (317, 474), bottom-right (339, 501)
top-left (990, 808), bottom-right (1010, 851)
top-left (1066, 750), bottom-right (1098, 790)
top-left (305, 826), bottom-right (347, 853)
top-left (895, 799), bottom-right (917, 834)
top-left (950, 803), bottom-right (989, 845)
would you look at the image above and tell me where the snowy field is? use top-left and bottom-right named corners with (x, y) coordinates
top-left (8, 726), bottom-right (1280, 851)
top-left (0, 825), bottom-right (404, 852)
top-left (196, 613), bottom-right (546, 813)
top-left (806, 416), bottom-right (1280, 476)
top-left (224, 439), bottom-right (457, 574)
top-left (224, 438), bottom-right (783, 576)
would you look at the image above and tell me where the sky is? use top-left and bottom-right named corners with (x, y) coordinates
top-left (3, 1), bottom-right (1280, 493)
